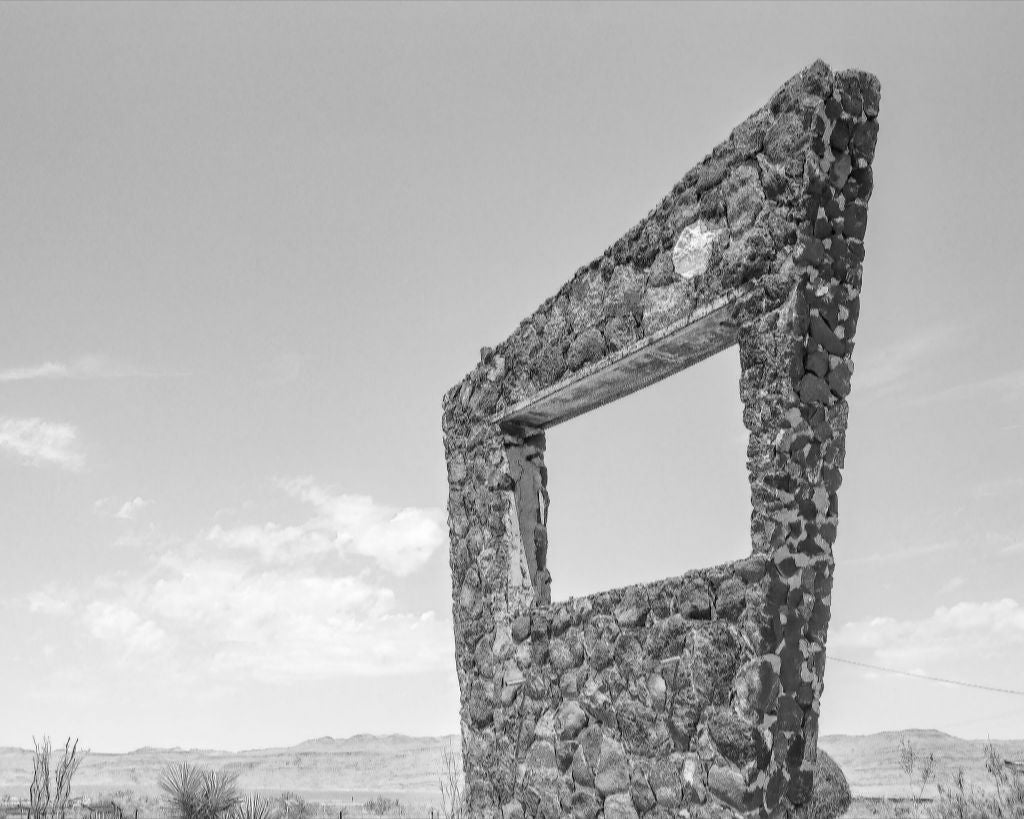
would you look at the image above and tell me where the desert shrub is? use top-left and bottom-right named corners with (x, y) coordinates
top-left (29, 737), bottom-right (85, 819)
top-left (900, 734), bottom-right (936, 804)
top-left (103, 788), bottom-right (163, 817)
top-left (793, 749), bottom-right (852, 819)
top-left (929, 742), bottom-right (1024, 819)
top-left (271, 793), bottom-right (309, 819)
top-left (361, 797), bottom-right (402, 816)
top-left (437, 742), bottom-right (466, 819)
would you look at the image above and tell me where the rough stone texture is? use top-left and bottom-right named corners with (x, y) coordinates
top-left (792, 749), bottom-right (852, 819)
top-left (442, 60), bottom-right (880, 818)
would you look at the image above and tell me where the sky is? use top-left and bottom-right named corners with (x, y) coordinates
top-left (2, 2), bottom-right (1024, 753)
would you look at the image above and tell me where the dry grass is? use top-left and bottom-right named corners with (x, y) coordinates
top-left (436, 742), bottom-right (464, 819)
top-left (848, 736), bottom-right (1024, 819)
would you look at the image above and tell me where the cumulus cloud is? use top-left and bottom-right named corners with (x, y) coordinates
top-left (249, 477), bottom-right (447, 575)
top-left (356, 508), bottom-right (444, 575)
top-left (830, 598), bottom-right (1024, 670)
top-left (25, 480), bottom-right (452, 681)
top-left (95, 496), bottom-right (153, 519)
top-left (63, 550), bottom-right (450, 680)
top-left (150, 554), bottom-right (447, 680)
top-left (84, 601), bottom-right (168, 654)
top-left (116, 497), bottom-right (152, 520)
top-left (0, 417), bottom-right (84, 470)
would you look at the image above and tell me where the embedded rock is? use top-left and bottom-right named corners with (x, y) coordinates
top-left (707, 764), bottom-right (748, 812)
top-left (603, 793), bottom-right (640, 819)
top-left (594, 737), bottom-right (630, 796)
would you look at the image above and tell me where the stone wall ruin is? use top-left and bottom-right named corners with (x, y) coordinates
top-left (442, 60), bottom-right (880, 818)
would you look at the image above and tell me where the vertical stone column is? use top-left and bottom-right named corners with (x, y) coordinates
top-left (443, 352), bottom-right (549, 817)
top-left (737, 69), bottom-right (878, 816)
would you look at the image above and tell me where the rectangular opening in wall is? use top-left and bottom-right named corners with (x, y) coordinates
top-left (510, 348), bottom-right (753, 604)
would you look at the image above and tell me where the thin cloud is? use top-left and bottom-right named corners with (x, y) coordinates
top-left (854, 325), bottom-right (958, 398)
top-left (205, 520), bottom-right (337, 562)
top-left (0, 417), bottom-right (84, 470)
top-left (0, 362), bottom-right (73, 381)
top-left (972, 477), bottom-right (1024, 500)
top-left (27, 586), bottom-right (78, 616)
top-left (913, 366), bottom-right (1024, 407)
top-left (0, 355), bottom-right (133, 382)
top-left (853, 327), bottom-right (1024, 411)
top-left (830, 598), bottom-right (1024, 671)
top-left (844, 540), bottom-right (955, 567)
top-left (0, 355), bottom-right (186, 382)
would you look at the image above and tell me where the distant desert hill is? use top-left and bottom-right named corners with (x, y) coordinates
top-left (819, 729), bottom-right (1024, 798)
top-left (1, 730), bottom-right (1021, 805)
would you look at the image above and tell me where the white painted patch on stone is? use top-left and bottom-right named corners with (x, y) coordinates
top-left (672, 220), bottom-right (721, 280)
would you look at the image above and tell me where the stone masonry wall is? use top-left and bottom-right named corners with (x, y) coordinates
top-left (502, 558), bottom-right (770, 818)
top-left (443, 60), bottom-right (880, 818)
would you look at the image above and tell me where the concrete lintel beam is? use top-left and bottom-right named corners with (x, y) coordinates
top-left (494, 288), bottom-right (745, 430)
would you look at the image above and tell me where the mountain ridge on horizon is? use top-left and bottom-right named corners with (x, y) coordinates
top-left (0, 732), bottom-right (464, 757)
top-left (1, 729), bottom-right (1021, 803)
top-left (0, 727), bottom-right (998, 756)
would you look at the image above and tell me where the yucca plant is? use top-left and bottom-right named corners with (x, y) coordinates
top-left (158, 762), bottom-right (203, 819)
top-left (198, 771), bottom-right (241, 819)
top-left (230, 795), bottom-right (272, 819)
top-left (158, 762), bottom-right (240, 819)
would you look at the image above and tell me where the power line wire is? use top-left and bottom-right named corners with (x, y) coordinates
top-left (830, 656), bottom-right (1024, 696)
